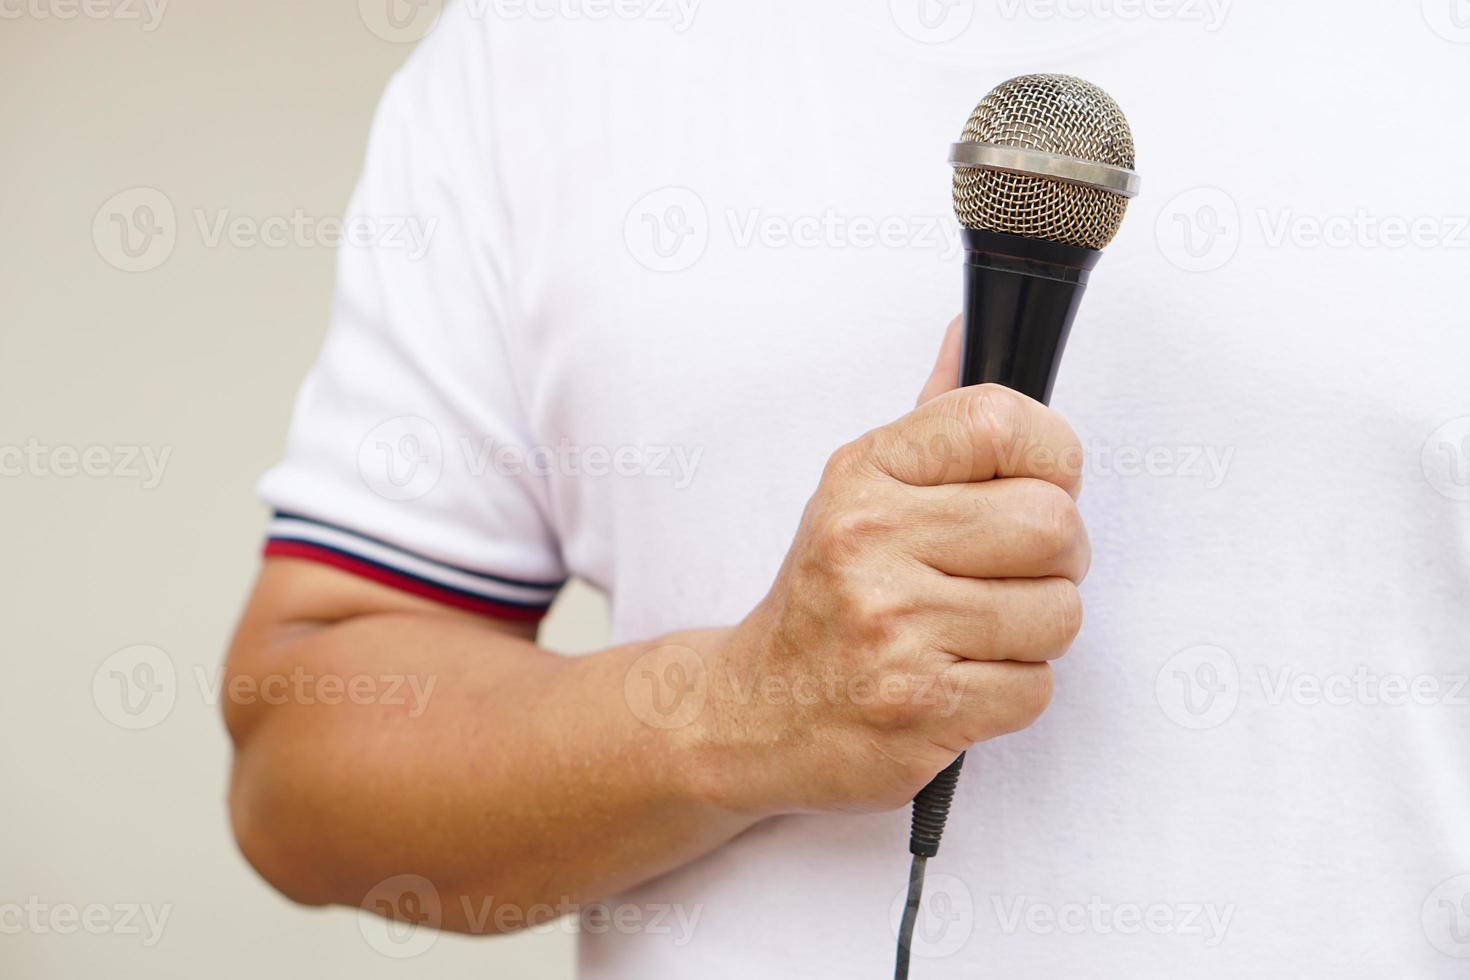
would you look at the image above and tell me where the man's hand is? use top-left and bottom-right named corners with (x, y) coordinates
top-left (693, 318), bottom-right (1090, 816)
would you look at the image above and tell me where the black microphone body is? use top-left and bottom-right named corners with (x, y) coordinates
top-left (906, 229), bottom-right (1102, 859)
top-left (958, 228), bottom-right (1101, 400)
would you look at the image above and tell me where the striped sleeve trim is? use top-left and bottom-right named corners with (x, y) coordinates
top-left (262, 512), bottom-right (563, 622)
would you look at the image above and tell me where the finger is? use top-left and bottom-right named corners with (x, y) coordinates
top-left (915, 315), bottom-right (963, 406)
top-left (934, 660), bottom-right (1054, 743)
top-left (859, 383), bottom-right (1085, 497)
top-left (919, 575), bottom-right (1083, 663)
top-left (902, 478), bottom-right (1091, 583)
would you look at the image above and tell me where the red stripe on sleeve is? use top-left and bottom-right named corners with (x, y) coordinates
top-left (263, 539), bottom-right (549, 623)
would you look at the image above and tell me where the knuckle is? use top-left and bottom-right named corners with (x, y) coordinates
top-left (1026, 481), bottom-right (1084, 562)
top-left (1060, 429), bottom-right (1085, 482)
top-left (1019, 665), bottom-right (1055, 720)
top-left (817, 506), bottom-right (891, 563)
top-left (972, 664), bottom-right (1054, 739)
top-left (1058, 438), bottom-right (1086, 498)
top-left (1053, 580), bottom-right (1084, 643)
top-left (823, 440), bottom-right (867, 483)
top-left (860, 675), bottom-right (921, 732)
top-left (848, 592), bottom-right (904, 645)
top-left (963, 384), bottom-right (1029, 456)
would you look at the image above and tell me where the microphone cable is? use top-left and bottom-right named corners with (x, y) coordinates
top-left (893, 752), bottom-right (964, 980)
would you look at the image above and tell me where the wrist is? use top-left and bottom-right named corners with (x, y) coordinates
top-left (658, 618), bottom-right (794, 822)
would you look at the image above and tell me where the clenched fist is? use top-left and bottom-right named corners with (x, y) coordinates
top-left (695, 319), bottom-right (1090, 817)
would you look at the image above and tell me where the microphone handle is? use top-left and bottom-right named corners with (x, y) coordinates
top-left (958, 228), bottom-right (1100, 401)
top-left (907, 229), bottom-right (1102, 859)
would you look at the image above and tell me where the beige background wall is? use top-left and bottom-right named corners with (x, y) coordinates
top-left (1, 2), bottom-right (601, 975)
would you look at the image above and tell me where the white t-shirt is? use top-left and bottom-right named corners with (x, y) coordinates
top-left (261, 2), bottom-right (1470, 975)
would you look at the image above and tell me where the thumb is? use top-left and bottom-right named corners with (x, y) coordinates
top-left (916, 315), bottom-right (964, 406)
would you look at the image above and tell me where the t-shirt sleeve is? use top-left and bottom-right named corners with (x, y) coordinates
top-left (258, 10), bottom-right (565, 622)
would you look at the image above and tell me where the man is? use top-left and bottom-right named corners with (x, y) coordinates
top-left (224, 1), bottom-right (1470, 976)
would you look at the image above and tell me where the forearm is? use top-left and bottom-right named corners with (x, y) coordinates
top-left (226, 598), bottom-right (757, 932)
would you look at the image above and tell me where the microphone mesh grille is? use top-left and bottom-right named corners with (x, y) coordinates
top-left (953, 74), bottom-right (1136, 249)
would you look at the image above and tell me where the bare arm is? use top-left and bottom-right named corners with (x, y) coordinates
top-left (226, 326), bottom-right (1092, 935)
top-left (224, 559), bottom-right (754, 933)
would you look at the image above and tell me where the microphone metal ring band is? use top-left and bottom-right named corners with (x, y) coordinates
top-left (948, 142), bottom-right (1141, 198)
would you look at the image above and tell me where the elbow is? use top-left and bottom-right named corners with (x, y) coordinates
top-left (227, 740), bottom-right (336, 909)
top-left (222, 625), bottom-right (337, 907)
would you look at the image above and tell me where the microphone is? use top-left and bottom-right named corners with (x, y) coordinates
top-left (894, 74), bottom-right (1140, 979)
